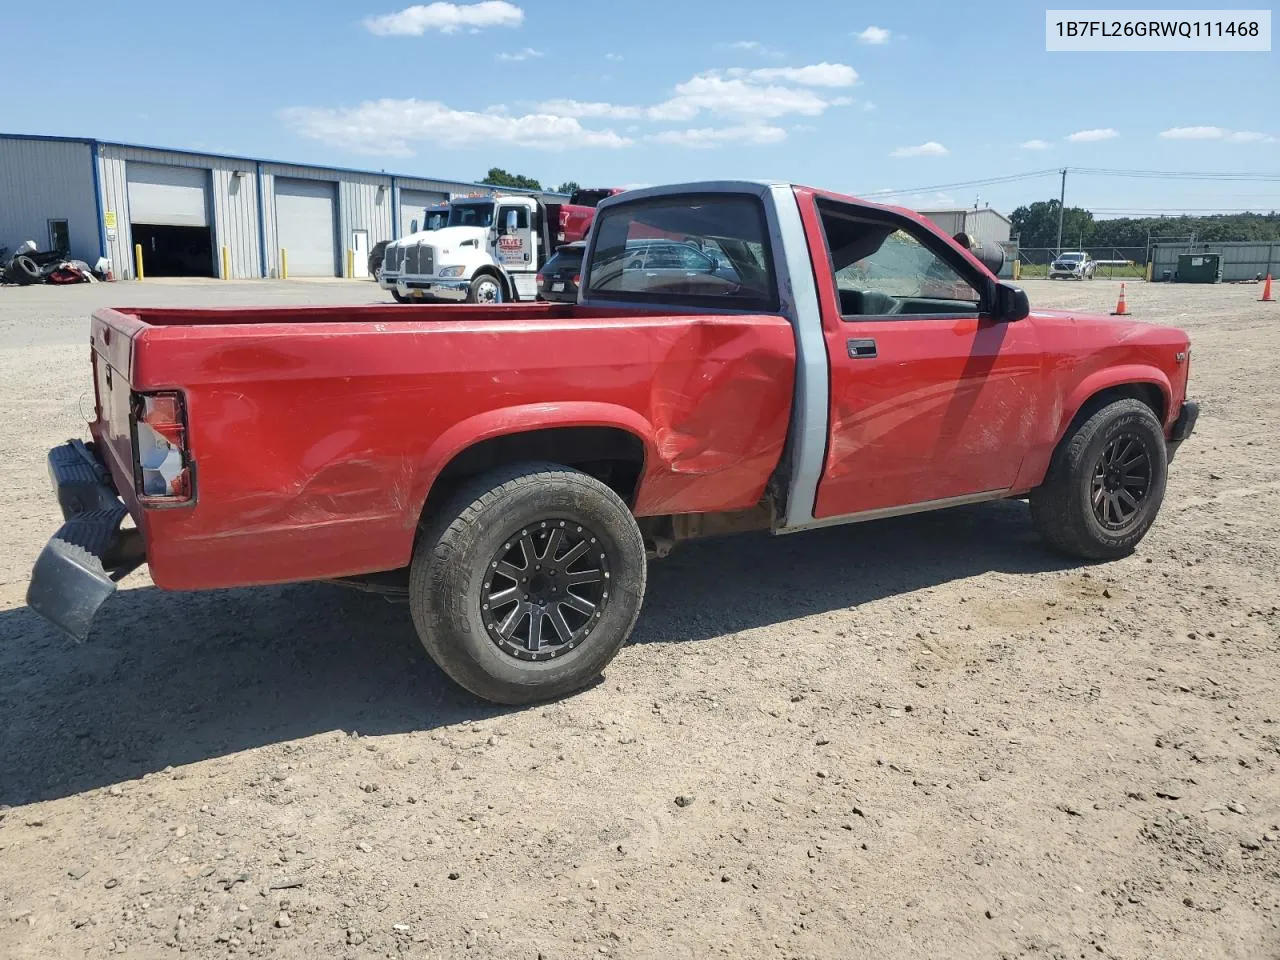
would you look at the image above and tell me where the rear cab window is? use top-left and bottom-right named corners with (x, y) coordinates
top-left (584, 194), bottom-right (778, 312)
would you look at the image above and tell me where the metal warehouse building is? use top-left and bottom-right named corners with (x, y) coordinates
top-left (0, 133), bottom-right (560, 280)
top-left (915, 206), bottom-right (1013, 246)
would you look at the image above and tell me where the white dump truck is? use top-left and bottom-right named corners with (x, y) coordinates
top-left (379, 193), bottom-right (557, 304)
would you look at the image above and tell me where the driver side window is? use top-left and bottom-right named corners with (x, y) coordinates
top-left (819, 201), bottom-right (982, 318)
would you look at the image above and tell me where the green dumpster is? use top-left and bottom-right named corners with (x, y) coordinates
top-left (1175, 253), bottom-right (1222, 283)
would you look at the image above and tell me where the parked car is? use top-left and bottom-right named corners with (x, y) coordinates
top-left (28, 180), bottom-right (1199, 706)
top-left (536, 242), bottom-right (585, 302)
top-left (1049, 251), bottom-right (1096, 280)
top-left (368, 240), bottom-right (390, 281)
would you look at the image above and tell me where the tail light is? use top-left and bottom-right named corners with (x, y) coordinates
top-left (131, 391), bottom-right (193, 504)
top-left (535, 273), bottom-right (545, 284)
top-left (572, 274), bottom-right (581, 286)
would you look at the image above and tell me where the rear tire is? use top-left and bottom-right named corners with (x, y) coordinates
top-left (409, 463), bottom-right (646, 705)
top-left (1030, 398), bottom-right (1167, 560)
top-left (391, 290), bottom-right (411, 304)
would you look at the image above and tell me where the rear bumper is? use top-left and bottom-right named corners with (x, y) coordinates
top-left (26, 441), bottom-right (145, 640)
top-left (1167, 399), bottom-right (1199, 460)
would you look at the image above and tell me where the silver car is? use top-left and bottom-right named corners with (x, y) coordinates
top-left (1049, 251), bottom-right (1096, 280)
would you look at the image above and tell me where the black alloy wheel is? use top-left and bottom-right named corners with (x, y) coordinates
top-left (480, 520), bottom-right (610, 661)
top-left (1090, 432), bottom-right (1152, 531)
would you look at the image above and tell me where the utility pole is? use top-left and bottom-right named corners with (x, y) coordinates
top-left (1055, 168), bottom-right (1067, 256)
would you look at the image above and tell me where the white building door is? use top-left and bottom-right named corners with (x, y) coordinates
top-left (274, 178), bottom-right (338, 277)
top-left (351, 230), bottom-right (369, 278)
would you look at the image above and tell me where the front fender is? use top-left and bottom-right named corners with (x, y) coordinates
top-left (1012, 363), bottom-right (1175, 493)
top-left (1058, 363), bottom-right (1174, 440)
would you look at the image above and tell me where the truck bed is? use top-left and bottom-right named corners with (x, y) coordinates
top-left (90, 304), bottom-right (796, 591)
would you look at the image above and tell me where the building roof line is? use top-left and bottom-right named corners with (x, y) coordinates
top-left (0, 131), bottom-right (567, 198)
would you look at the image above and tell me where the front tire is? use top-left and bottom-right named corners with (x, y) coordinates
top-left (466, 274), bottom-right (503, 304)
top-left (1030, 398), bottom-right (1168, 560)
top-left (391, 290), bottom-right (411, 304)
top-left (409, 463), bottom-right (647, 704)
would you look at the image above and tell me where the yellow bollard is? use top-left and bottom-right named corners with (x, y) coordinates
top-left (134, 243), bottom-right (145, 281)
top-left (346, 248), bottom-right (354, 279)
top-left (1012, 259), bottom-right (1020, 282)
top-left (280, 248), bottom-right (288, 279)
top-left (221, 245), bottom-right (230, 280)
top-left (1145, 261), bottom-right (1153, 282)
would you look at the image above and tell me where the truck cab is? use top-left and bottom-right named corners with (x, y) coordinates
top-left (380, 194), bottom-right (549, 304)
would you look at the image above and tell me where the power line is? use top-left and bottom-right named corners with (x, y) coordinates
top-left (860, 166), bottom-right (1280, 200)
top-left (859, 169), bottom-right (1060, 197)
top-left (1073, 167), bottom-right (1280, 182)
top-left (1093, 207), bottom-right (1280, 214)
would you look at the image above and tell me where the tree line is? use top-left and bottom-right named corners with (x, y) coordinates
top-left (480, 168), bottom-right (578, 195)
top-left (1010, 198), bottom-right (1280, 250)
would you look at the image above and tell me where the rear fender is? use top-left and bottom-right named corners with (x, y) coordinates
top-left (408, 400), bottom-right (655, 527)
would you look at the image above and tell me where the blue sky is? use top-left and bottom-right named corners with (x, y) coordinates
top-left (4, 0), bottom-right (1278, 215)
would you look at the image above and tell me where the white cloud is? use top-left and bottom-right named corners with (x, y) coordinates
top-left (890, 141), bottom-right (949, 157)
top-left (856, 25), bottom-right (891, 44)
top-left (1228, 130), bottom-right (1275, 142)
top-left (290, 61), bottom-right (859, 156)
top-left (732, 62), bottom-right (858, 87)
top-left (537, 67), bottom-right (853, 123)
top-left (1020, 138), bottom-right (1051, 150)
top-left (364, 1), bottom-right (523, 36)
top-left (605, 52), bottom-right (623, 61)
top-left (1159, 125), bottom-right (1224, 139)
top-left (724, 40), bottom-right (783, 56)
top-left (1160, 125), bottom-right (1275, 143)
top-left (534, 98), bottom-right (642, 119)
top-left (1066, 127), bottom-right (1119, 142)
top-left (281, 99), bottom-right (631, 154)
top-left (653, 71), bottom-right (849, 121)
top-left (648, 125), bottom-right (788, 148)
top-left (862, 100), bottom-right (876, 111)
top-left (497, 46), bottom-right (542, 61)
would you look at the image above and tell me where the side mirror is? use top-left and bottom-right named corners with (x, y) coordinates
top-left (504, 209), bottom-right (519, 235)
top-left (992, 281), bottom-right (1030, 323)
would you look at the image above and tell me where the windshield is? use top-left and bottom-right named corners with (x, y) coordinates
top-left (449, 201), bottom-right (495, 228)
top-left (424, 210), bottom-right (449, 231)
top-left (1058, 253), bottom-right (1084, 261)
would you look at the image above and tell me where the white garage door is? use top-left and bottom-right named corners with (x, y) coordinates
top-left (275, 179), bottom-right (337, 277)
top-left (400, 188), bottom-right (448, 236)
top-left (127, 163), bottom-right (210, 227)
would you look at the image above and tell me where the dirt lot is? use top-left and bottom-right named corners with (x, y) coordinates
top-left (1, 278), bottom-right (1277, 960)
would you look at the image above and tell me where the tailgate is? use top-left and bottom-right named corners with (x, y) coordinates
top-left (90, 308), bottom-right (145, 500)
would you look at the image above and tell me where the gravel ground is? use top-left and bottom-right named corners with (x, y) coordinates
top-left (1, 278), bottom-right (1277, 960)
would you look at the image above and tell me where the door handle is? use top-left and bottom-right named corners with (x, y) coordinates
top-left (847, 338), bottom-right (877, 359)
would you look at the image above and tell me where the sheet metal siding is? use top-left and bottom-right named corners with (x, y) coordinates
top-left (0, 138), bottom-right (99, 262)
top-left (1152, 241), bottom-right (1278, 282)
top-left (916, 208), bottom-right (1012, 246)
top-left (99, 145), bottom-right (262, 279)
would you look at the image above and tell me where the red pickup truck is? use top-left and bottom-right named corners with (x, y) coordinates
top-left (28, 180), bottom-right (1198, 705)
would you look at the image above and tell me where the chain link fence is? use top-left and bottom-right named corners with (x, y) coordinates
top-left (1012, 247), bottom-right (1149, 280)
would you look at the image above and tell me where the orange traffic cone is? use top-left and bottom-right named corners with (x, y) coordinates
top-left (1111, 283), bottom-right (1130, 316)
top-left (1261, 273), bottom-right (1275, 302)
